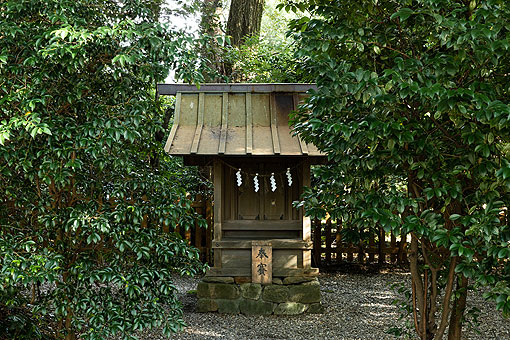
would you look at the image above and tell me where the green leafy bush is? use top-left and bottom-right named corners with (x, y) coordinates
top-left (284, 0), bottom-right (510, 339)
top-left (0, 0), bottom-right (208, 339)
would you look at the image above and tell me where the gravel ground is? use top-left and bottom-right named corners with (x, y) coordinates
top-left (137, 269), bottom-right (510, 340)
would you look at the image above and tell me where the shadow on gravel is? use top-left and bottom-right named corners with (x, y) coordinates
top-left (181, 292), bottom-right (198, 313)
top-left (318, 262), bottom-right (409, 275)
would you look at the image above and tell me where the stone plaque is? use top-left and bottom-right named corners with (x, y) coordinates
top-left (252, 241), bottom-right (272, 284)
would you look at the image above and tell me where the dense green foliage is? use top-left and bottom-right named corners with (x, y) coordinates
top-left (0, 1), bottom-right (207, 339)
top-left (224, 35), bottom-right (312, 83)
top-left (224, 0), bottom-right (312, 83)
top-left (197, 0), bottom-right (311, 83)
top-left (285, 0), bottom-right (510, 339)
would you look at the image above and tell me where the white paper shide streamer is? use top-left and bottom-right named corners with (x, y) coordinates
top-left (236, 168), bottom-right (242, 187)
top-left (270, 173), bottom-right (276, 192)
top-left (232, 165), bottom-right (294, 193)
top-left (286, 168), bottom-right (292, 186)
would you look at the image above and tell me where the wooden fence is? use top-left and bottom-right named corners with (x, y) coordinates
top-left (192, 195), bottom-right (213, 264)
top-left (175, 195), bottom-right (214, 265)
top-left (184, 199), bottom-right (408, 267)
top-left (312, 218), bottom-right (408, 266)
top-left (178, 204), bottom-right (510, 268)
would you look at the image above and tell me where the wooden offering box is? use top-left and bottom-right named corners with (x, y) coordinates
top-left (159, 84), bottom-right (326, 308)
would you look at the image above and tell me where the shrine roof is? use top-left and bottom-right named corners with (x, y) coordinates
top-left (159, 83), bottom-right (325, 158)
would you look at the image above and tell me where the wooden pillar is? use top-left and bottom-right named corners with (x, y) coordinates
top-left (205, 197), bottom-right (213, 265)
top-left (302, 160), bottom-right (312, 269)
top-left (213, 158), bottom-right (223, 268)
top-left (194, 196), bottom-right (204, 261)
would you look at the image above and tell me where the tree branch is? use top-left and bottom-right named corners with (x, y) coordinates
top-left (433, 256), bottom-right (458, 340)
top-left (410, 233), bottom-right (426, 339)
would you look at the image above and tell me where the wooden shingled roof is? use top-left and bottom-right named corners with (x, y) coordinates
top-left (160, 84), bottom-right (325, 159)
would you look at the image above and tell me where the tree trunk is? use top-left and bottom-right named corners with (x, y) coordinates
top-left (224, 0), bottom-right (265, 78)
top-left (200, 0), bottom-right (224, 82)
top-left (447, 275), bottom-right (468, 340)
top-left (226, 0), bottom-right (265, 47)
top-left (148, 0), bottom-right (165, 22)
top-left (409, 234), bottom-right (426, 340)
top-left (200, 0), bottom-right (223, 35)
top-left (60, 270), bottom-right (76, 340)
top-left (64, 312), bottom-right (76, 340)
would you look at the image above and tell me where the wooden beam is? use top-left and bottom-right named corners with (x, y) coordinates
top-left (293, 93), bottom-right (308, 155)
top-left (325, 246), bottom-right (401, 254)
top-left (182, 155), bottom-right (328, 166)
top-left (270, 93), bottom-right (280, 155)
top-left (190, 92), bottom-right (204, 153)
top-left (164, 92), bottom-right (181, 153)
top-left (157, 83), bottom-right (318, 95)
top-left (211, 239), bottom-right (313, 250)
top-left (206, 267), bottom-right (319, 277)
top-left (222, 220), bottom-right (301, 231)
top-left (218, 93), bottom-right (228, 154)
top-left (245, 93), bottom-right (253, 154)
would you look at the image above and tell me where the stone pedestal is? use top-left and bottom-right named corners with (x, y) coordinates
top-left (197, 276), bottom-right (323, 315)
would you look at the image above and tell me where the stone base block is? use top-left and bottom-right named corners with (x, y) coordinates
top-left (274, 302), bottom-right (308, 315)
top-left (196, 276), bottom-right (322, 315)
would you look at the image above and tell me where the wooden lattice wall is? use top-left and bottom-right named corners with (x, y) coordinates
top-left (311, 218), bottom-right (408, 266)
top-left (175, 195), bottom-right (214, 265)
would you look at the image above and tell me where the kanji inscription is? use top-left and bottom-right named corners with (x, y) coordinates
top-left (252, 241), bottom-right (272, 284)
top-left (257, 262), bottom-right (267, 276)
top-left (256, 248), bottom-right (269, 259)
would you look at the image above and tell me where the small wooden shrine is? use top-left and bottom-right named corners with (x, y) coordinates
top-left (159, 83), bottom-right (326, 315)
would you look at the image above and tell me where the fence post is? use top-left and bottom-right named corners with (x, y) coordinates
top-left (390, 232), bottom-right (397, 262)
top-left (347, 243), bottom-right (354, 262)
top-left (378, 227), bottom-right (385, 264)
top-left (335, 220), bottom-right (342, 263)
top-left (313, 218), bottom-right (322, 267)
top-left (397, 233), bottom-right (408, 265)
top-left (357, 241), bottom-right (365, 264)
top-left (368, 233), bottom-right (375, 263)
top-left (325, 218), bottom-right (332, 264)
